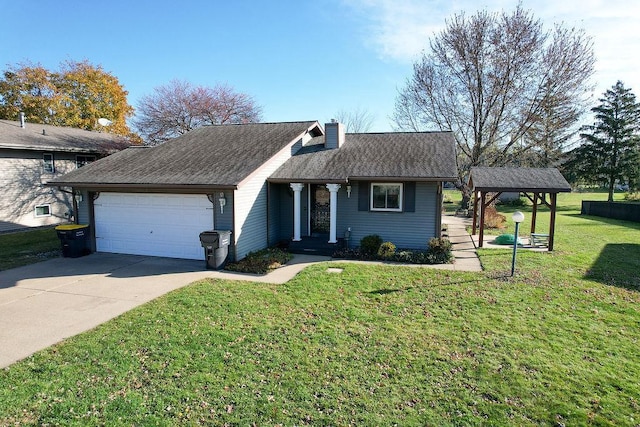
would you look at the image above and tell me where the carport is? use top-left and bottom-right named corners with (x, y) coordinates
top-left (469, 167), bottom-right (571, 251)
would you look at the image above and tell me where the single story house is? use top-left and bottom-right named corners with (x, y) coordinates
top-left (0, 117), bottom-right (129, 232)
top-left (48, 121), bottom-right (458, 261)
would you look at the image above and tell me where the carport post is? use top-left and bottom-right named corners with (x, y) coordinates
top-left (472, 190), bottom-right (479, 235)
top-left (478, 192), bottom-right (486, 247)
top-left (530, 192), bottom-right (538, 234)
top-left (549, 193), bottom-right (558, 251)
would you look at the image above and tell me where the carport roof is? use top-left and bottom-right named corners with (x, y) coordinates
top-left (48, 121), bottom-right (322, 190)
top-left (469, 167), bottom-right (571, 193)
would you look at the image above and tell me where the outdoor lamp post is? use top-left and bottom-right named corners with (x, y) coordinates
top-left (511, 211), bottom-right (525, 277)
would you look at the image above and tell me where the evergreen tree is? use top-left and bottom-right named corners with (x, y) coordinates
top-left (569, 81), bottom-right (640, 201)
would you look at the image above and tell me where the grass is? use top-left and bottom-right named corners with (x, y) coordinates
top-left (443, 188), bottom-right (463, 214)
top-left (0, 227), bottom-right (60, 271)
top-left (1, 191), bottom-right (639, 425)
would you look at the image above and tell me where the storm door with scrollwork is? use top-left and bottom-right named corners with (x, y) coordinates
top-left (311, 184), bottom-right (330, 236)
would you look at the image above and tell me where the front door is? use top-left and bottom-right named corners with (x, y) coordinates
top-left (311, 184), bottom-right (330, 236)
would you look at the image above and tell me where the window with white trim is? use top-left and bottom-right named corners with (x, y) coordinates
top-left (43, 153), bottom-right (55, 173)
top-left (76, 155), bottom-right (96, 168)
top-left (371, 183), bottom-right (403, 212)
top-left (35, 204), bottom-right (51, 217)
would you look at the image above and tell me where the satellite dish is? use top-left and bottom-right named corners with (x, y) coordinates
top-left (98, 118), bottom-right (113, 126)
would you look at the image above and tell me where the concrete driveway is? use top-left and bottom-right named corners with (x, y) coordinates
top-left (0, 252), bottom-right (328, 368)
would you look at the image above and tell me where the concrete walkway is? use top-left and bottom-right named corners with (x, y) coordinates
top-left (442, 215), bottom-right (484, 272)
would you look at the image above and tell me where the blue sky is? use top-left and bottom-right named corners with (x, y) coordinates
top-left (2, 0), bottom-right (639, 132)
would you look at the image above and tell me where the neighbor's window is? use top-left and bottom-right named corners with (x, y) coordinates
top-left (43, 153), bottom-right (55, 173)
top-left (35, 204), bottom-right (51, 217)
top-left (76, 155), bottom-right (96, 168)
top-left (371, 183), bottom-right (403, 212)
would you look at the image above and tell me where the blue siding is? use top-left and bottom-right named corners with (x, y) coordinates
top-left (277, 185), bottom-right (294, 242)
top-left (215, 190), bottom-right (233, 231)
top-left (268, 184), bottom-right (280, 246)
top-left (77, 190), bottom-right (90, 224)
top-left (337, 181), bottom-right (439, 250)
top-left (268, 183), bottom-right (294, 245)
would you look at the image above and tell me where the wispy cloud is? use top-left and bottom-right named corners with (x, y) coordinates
top-left (345, 0), bottom-right (640, 94)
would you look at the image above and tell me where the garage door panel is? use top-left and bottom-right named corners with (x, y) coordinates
top-left (94, 193), bottom-right (214, 260)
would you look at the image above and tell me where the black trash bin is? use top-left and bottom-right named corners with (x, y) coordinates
top-left (199, 230), bottom-right (231, 270)
top-left (55, 224), bottom-right (91, 258)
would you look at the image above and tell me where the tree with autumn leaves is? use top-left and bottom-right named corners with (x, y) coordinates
top-left (0, 60), bottom-right (137, 140)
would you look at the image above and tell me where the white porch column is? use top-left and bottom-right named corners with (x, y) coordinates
top-left (326, 183), bottom-right (341, 243)
top-left (290, 183), bottom-right (304, 241)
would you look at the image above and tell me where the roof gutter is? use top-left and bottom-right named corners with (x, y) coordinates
top-left (267, 178), bottom-right (348, 184)
top-left (46, 182), bottom-right (238, 193)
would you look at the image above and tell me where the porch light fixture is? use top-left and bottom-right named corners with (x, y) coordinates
top-left (218, 192), bottom-right (226, 214)
top-left (511, 210), bottom-right (525, 276)
top-left (346, 184), bottom-right (352, 198)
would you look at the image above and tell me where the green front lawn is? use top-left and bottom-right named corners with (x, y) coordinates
top-left (0, 192), bottom-right (639, 425)
top-left (0, 227), bottom-right (60, 271)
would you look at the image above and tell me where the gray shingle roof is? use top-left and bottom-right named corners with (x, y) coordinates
top-left (269, 132), bottom-right (458, 182)
top-left (49, 121), bottom-right (321, 189)
top-left (469, 167), bottom-right (571, 192)
top-left (0, 119), bottom-right (128, 154)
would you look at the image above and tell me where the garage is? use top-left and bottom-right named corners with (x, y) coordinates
top-left (94, 193), bottom-right (214, 260)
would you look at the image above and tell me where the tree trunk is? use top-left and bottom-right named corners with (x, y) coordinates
top-left (608, 177), bottom-right (615, 202)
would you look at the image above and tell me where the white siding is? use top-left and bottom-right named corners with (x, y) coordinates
top-left (234, 134), bottom-right (313, 260)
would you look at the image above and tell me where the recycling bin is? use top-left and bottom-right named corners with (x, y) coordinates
top-left (55, 224), bottom-right (91, 258)
top-left (199, 230), bottom-right (231, 270)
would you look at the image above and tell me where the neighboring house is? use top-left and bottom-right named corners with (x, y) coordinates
top-left (0, 118), bottom-right (129, 232)
top-left (48, 121), bottom-right (458, 261)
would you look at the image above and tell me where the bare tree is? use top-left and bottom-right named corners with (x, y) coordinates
top-left (334, 107), bottom-right (376, 133)
top-left (134, 80), bottom-right (263, 145)
top-left (393, 6), bottom-right (595, 199)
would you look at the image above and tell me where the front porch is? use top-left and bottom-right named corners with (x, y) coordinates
top-left (287, 236), bottom-right (345, 256)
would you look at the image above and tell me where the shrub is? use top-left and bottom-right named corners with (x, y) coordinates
top-left (225, 248), bottom-right (293, 274)
top-left (332, 247), bottom-right (361, 259)
top-left (624, 192), bottom-right (640, 202)
top-left (393, 250), bottom-right (415, 263)
top-left (498, 197), bottom-right (527, 207)
top-left (377, 241), bottom-right (396, 259)
top-left (427, 237), bottom-right (453, 264)
top-left (360, 234), bottom-right (383, 256)
top-left (484, 206), bottom-right (507, 229)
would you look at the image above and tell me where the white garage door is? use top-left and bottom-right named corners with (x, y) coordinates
top-left (94, 193), bottom-right (214, 260)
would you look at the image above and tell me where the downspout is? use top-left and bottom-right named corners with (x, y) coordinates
top-left (88, 192), bottom-right (97, 252)
top-left (72, 187), bottom-right (79, 224)
top-left (436, 182), bottom-right (443, 238)
top-left (232, 191), bottom-right (237, 262)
